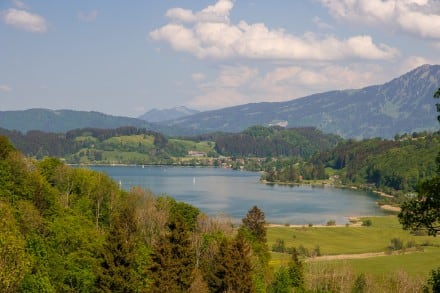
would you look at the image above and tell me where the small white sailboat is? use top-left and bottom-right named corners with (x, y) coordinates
top-left (193, 177), bottom-right (196, 184)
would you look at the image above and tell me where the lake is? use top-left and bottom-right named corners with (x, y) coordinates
top-left (89, 165), bottom-right (390, 225)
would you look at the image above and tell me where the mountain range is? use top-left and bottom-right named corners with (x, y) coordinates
top-left (138, 106), bottom-right (199, 122)
top-left (0, 64), bottom-right (439, 138)
top-left (162, 64), bottom-right (440, 138)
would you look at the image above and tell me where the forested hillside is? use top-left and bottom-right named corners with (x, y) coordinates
top-left (0, 136), bottom-right (276, 291)
top-left (210, 126), bottom-right (341, 158)
top-left (0, 126), bottom-right (342, 165)
top-left (264, 132), bottom-right (440, 195)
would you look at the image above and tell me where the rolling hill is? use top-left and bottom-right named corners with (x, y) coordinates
top-left (0, 109), bottom-right (151, 133)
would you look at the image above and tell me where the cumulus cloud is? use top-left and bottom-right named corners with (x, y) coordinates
top-left (320, 0), bottom-right (440, 39)
top-left (78, 10), bottom-right (98, 23)
top-left (188, 64), bottom-right (389, 109)
top-left (166, 0), bottom-right (233, 23)
top-left (150, 0), bottom-right (397, 61)
top-left (0, 85), bottom-right (12, 92)
top-left (2, 8), bottom-right (47, 32)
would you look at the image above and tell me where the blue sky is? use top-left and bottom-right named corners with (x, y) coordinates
top-left (1, 0), bottom-right (440, 117)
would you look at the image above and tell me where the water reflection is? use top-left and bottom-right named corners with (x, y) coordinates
top-left (89, 165), bottom-right (389, 225)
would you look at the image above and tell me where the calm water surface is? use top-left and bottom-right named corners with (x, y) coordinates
top-left (90, 165), bottom-right (389, 224)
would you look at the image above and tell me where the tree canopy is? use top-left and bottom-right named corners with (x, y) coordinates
top-left (398, 88), bottom-right (440, 236)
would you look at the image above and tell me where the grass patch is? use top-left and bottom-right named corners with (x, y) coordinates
top-left (268, 216), bottom-right (440, 278)
top-left (267, 216), bottom-right (440, 256)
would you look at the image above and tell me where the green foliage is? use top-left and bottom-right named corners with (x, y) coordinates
top-left (215, 126), bottom-right (341, 158)
top-left (362, 219), bottom-right (372, 226)
top-left (268, 266), bottom-right (291, 293)
top-left (399, 176), bottom-right (440, 236)
top-left (352, 273), bottom-right (367, 293)
top-left (167, 196), bottom-right (201, 231)
top-left (241, 205), bottom-right (267, 243)
top-left (98, 191), bottom-right (150, 292)
top-left (388, 238), bottom-right (404, 251)
top-left (6, 146), bottom-right (289, 292)
top-left (205, 235), bottom-right (255, 293)
top-left (424, 266), bottom-right (440, 293)
top-left (0, 200), bottom-right (31, 292)
top-left (149, 214), bottom-right (195, 292)
top-left (0, 135), bottom-right (15, 159)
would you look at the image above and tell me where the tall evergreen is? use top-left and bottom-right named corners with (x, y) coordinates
top-left (149, 214), bottom-right (195, 292)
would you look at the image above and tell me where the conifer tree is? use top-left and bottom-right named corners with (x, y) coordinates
top-left (149, 214), bottom-right (195, 292)
top-left (241, 205), bottom-right (266, 243)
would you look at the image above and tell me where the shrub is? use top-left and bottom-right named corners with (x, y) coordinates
top-left (424, 267), bottom-right (440, 293)
top-left (362, 219), bottom-right (372, 226)
top-left (326, 220), bottom-right (336, 226)
top-left (388, 238), bottom-right (403, 251)
top-left (352, 273), bottom-right (367, 293)
top-left (272, 239), bottom-right (286, 253)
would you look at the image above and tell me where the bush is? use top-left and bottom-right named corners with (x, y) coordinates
top-left (352, 273), bottom-right (367, 293)
top-left (388, 238), bottom-right (403, 251)
top-left (272, 239), bottom-right (286, 253)
top-left (326, 220), bottom-right (336, 226)
top-left (424, 267), bottom-right (440, 293)
top-left (362, 219), bottom-right (372, 226)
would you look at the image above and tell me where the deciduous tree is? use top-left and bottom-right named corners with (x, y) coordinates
top-left (399, 88), bottom-right (440, 236)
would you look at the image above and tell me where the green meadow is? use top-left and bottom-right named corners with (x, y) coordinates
top-left (267, 216), bottom-right (440, 278)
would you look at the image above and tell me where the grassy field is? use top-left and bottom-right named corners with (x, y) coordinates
top-left (267, 216), bottom-right (440, 278)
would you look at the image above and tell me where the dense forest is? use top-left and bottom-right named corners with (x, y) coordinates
top-left (262, 132), bottom-right (440, 196)
top-left (0, 125), bottom-right (342, 164)
top-left (0, 136), bottom-right (284, 292)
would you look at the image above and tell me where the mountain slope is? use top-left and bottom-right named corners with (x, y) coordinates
top-left (138, 106), bottom-right (199, 122)
top-left (161, 64), bottom-right (440, 138)
top-left (0, 109), bottom-right (150, 133)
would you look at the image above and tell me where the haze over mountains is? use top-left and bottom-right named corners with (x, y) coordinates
top-left (138, 106), bottom-right (199, 123)
top-left (1, 64), bottom-right (439, 138)
top-left (162, 64), bottom-right (440, 138)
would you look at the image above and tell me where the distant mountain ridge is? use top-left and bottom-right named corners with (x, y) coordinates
top-left (160, 64), bottom-right (440, 138)
top-left (1, 64), bottom-right (439, 138)
top-left (138, 106), bottom-right (199, 122)
top-left (0, 109), bottom-right (150, 133)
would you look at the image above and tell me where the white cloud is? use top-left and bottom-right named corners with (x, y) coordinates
top-left (0, 84), bottom-right (12, 92)
top-left (312, 16), bottom-right (334, 30)
top-left (320, 0), bottom-right (440, 39)
top-left (2, 8), bottom-right (47, 33)
top-left (191, 73), bottom-right (206, 82)
top-left (215, 65), bottom-right (258, 87)
top-left (188, 64), bottom-right (390, 109)
top-left (12, 0), bottom-right (30, 10)
top-left (151, 0), bottom-right (397, 61)
top-left (398, 55), bottom-right (439, 73)
top-left (166, 0), bottom-right (233, 23)
top-left (189, 88), bottom-right (250, 109)
top-left (78, 10), bottom-right (98, 23)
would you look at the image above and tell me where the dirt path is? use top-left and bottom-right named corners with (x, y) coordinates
top-left (306, 250), bottom-right (417, 262)
top-left (306, 252), bottom-right (387, 262)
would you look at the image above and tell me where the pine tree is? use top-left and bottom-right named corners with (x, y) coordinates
top-left (241, 205), bottom-right (266, 243)
top-left (149, 214), bottom-right (195, 292)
